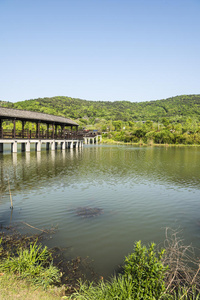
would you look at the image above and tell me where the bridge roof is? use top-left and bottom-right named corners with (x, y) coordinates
top-left (0, 107), bottom-right (78, 126)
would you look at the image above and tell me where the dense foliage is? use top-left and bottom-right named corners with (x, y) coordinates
top-left (1, 94), bottom-right (200, 145)
top-left (1, 94), bottom-right (200, 123)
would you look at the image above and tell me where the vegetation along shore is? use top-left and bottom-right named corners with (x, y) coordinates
top-left (1, 227), bottom-right (200, 299)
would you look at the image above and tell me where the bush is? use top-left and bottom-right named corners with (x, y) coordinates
top-left (124, 241), bottom-right (167, 299)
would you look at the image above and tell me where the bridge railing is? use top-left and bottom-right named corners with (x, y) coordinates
top-left (82, 131), bottom-right (100, 137)
top-left (0, 129), bottom-right (84, 140)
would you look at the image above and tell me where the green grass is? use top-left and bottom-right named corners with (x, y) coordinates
top-left (0, 240), bottom-right (61, 288)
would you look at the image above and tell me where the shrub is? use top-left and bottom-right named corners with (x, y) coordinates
top-left (124, 241), bottom-right (167, 299)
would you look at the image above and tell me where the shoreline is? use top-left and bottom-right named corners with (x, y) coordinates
top-left (101, 138), bottom-right (200, 147)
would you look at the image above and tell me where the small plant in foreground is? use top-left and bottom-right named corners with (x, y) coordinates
top-left (0, 241), bottom-right (61, 288)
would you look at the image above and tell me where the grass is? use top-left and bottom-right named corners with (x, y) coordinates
top-left (101, 137), bottom-right (200, 147)
top-left (0, 273), bottom-right (66, 300)
top-left (0, 240), bottom-right (61, 288)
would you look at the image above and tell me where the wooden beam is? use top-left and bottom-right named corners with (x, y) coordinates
top-left (36, 122), bottom-right (40, 138)
top-left (0, 119), bottom-right (2, 138)
top-left (52, 124), bottom-right (55, 139)
top-left (13, 119), bottom-right (16, 138)
top-left (47, 124), bottom-right (49, 138)
top-left (22, 120), bottom-right (25, 138)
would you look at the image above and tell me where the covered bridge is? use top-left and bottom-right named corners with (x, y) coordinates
top-left (0, 107), bottom-right (83, 152)
top-left (0, 107), bottom-right (79, 139)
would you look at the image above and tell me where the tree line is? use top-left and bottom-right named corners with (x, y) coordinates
top-left (1, 94), bottom-right (200, 144)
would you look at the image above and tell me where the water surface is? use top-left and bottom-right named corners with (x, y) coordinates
top-left (1, 144), bottom-right (200, 277)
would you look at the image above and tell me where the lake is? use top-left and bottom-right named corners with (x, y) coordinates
top-left (1, 144), bottom-right (200, 278)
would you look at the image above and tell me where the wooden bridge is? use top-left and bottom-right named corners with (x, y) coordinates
top-left (0, 107), bottom-right (101, 153)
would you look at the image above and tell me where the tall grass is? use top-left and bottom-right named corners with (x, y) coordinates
top-left (0, 240), bottom-right (61, 288)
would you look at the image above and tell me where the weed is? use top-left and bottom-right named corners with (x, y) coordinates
top-left (0, 241), bottom-right (61, 288)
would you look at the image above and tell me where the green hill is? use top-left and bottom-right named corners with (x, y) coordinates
top-left (1, 94), bottom-right (200, 123)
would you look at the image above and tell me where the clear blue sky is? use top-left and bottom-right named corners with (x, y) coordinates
top-left (0, 0), bottom-right (200, 103)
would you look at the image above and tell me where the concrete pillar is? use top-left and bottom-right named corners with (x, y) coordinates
top-left (21, 143), bottom-right (26, 152)
top-left (0, 143), bottom-right (3, 153)
top-left (46, 142), bottom-right (50, 150)
top-left (92, 138), bottom-right (94, 144)
top-left (70, 141), bottom-right (73, 149)
top-left (11, 141), bottom-right (17, 153)
top-left (76, 141), bottom-right (78, 148)
top-left (26, 141), bottom-right (30, 152)
top-left (62, 141), bottom-right (66, 150)
top-left (35, 141), bottom-right (41, 152)
top-left (51, 141), bottom-right (55, 151)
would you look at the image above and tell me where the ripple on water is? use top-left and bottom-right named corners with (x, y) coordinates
top-left (1, 145), bottom-right (200, 278)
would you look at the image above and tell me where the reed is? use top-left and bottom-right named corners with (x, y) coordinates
top-left (7, 177), bottom-right (13, 209)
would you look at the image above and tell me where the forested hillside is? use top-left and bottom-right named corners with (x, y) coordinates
top-left (1, 95), bottom-right (200, 145)
top-left (1, 94), bottom-right (200, 123)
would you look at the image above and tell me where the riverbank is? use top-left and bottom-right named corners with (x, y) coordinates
top-left (0, 226), bottom-right (95, 299)
top-left (1, 228), bottom-right (200, 299)
top-left (102, 137), bottom-right (200, 147)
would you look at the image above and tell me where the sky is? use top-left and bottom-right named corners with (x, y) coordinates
top-left (0, 0), bottom-right (200, 103)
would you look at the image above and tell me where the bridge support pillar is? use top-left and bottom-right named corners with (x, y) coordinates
top-left (61, 141), bottom-right (66, 150)
top-left (35, 141), bottom-right (41, 152)
top-left (26, 141), bottom-right (30, 152)
top-left (11, 141), bottom-right (18, 153)
top-left (51, 141), bottom-right (55, 151)
top-left (70, 141), bottom-right (73, 149)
